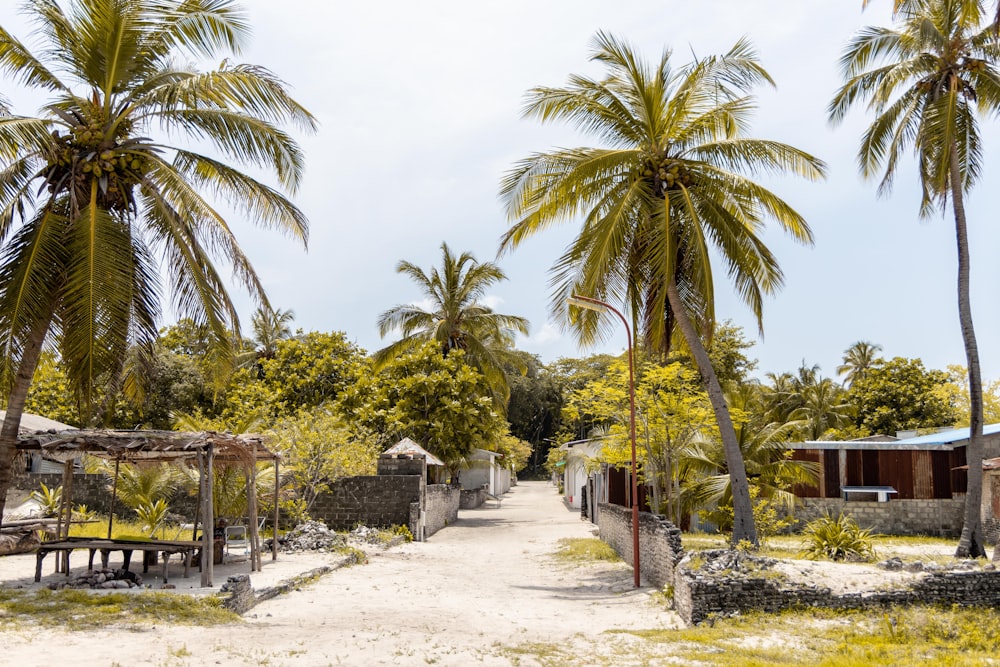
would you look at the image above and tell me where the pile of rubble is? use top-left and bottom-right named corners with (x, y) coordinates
top-left (48, 567), bottom-right (142, 590)
top-left (267, 520), bottom-right (348, 553)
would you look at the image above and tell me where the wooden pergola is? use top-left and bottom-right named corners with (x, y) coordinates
top-left (16, 429), bottom-right (281, 587)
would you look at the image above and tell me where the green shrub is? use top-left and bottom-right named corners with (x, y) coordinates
top-left (29, 483), bottom-right (62, 517)
top-left (799, 512), bottom-right (878, 562)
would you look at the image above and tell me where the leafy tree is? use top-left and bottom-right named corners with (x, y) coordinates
top-left (837, 340), bottom-right (884, 387)
top-left (344, 343), bottom-right (509, 478)
top-left (941, 364), bottom-right (1000, 426)
top-left (23, 350), bottom-right (79, 426)
top-left (847, 357), bottom-right (959, 435)
top-left (0, 0), bottom-right (315, 521)
top-left (252, 307), bottom-right (295, 361)
top-left (498, 32), bottom-right (825, 545)
top-left (504, 351), bottom-right (563, 474)
top-left (705, 321), bottom-right (759, 387)
top-left (830, 0), bottom-right (997, 557)
top-left (267, 408), bottom-right (380, 519)
top-left (492, 433), bottom-right (533, 474)
top-left (221, 331), bottom-right (367, 423)
top-left (375, 242), bottom-right (529, 406)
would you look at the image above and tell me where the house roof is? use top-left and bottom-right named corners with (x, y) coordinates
top-left (382, 437), bottom-right (445, 467)
top-left (0, 410), bottom-right (77, 434)
top-left (794, 423), bottom-right (1000, 451)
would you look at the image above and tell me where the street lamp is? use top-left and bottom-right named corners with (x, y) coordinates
top-left (566, 294), bottom-right (640, 588)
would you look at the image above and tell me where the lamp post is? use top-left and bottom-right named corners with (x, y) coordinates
top-left (566, 294), bottom-right (640, 588)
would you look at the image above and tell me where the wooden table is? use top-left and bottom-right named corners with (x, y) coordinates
top-left (34, 538), bottom-right (202, 584)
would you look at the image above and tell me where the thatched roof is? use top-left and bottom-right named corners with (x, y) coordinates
top-left (16, 429), bottom-right (276, 465)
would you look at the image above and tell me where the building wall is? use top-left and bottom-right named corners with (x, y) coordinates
top-left (461, 460), bottom-right (491, 491)
top-left (596, 502), bottom-right (683, 588)
top-left (424, 484), bottom-right (459, 537)
top-left (311, 476), bottom-right (423, 535)
top-left (793, 496), bottom-right (965, 537)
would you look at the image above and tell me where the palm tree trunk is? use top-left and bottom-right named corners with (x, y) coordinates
top-left (665, 279), bottom-right (758, 546)
top-left (0, 311), bottom-right (55, 525)
top-left (946, 145), bottom-right (986, 559)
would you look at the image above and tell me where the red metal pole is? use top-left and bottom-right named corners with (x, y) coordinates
top-left (569, 295), bottom-right (640, 587)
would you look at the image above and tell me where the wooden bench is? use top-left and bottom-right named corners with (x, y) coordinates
top-left (34, 538), bottom-right (202, 584)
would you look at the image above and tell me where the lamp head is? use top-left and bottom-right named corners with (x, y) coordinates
top-left (566, 295), bottom-right (609, 314)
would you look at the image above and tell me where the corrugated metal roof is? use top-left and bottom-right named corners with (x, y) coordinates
top-left (0, 410), bottom-right (76, 434)
top-left (794, 423), bottom-right (1000, 451)
top-left (893, 423), bottom-right (1000, 446)
top-left (382, 437), bottom-right (445, 467)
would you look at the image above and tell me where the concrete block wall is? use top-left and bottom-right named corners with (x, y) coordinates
top-left (597, 502), bottom-right (683, 588)
top-left (12, 472), bottom-right (115, 516)
top-left (793, 497), bottom-right (965, 537)
top-left (311, 475), bottom-right (422, 531)
top-left (424, 484), bottom-right (459, 537)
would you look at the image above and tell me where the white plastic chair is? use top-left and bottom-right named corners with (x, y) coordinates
top-left (224, 524), bottom-right (249, 560)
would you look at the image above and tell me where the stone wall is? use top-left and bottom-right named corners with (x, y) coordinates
top-left (310, 476), bottom-right (423, 534)
top-left (424, 484), bottom-right (459, 537)
top-left (793, 497), bottom-right (965, 537)
top-left (674, 549), bottom-right (1000, 625)
top-left (460, 487), bottom-right (486, 509)
top-left (596, 502), bottom-right (683, 588)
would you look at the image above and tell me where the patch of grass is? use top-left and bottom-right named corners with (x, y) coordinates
top-left (0, 589), bottom-right (239, 630)
top-left (553, 537), bottom-right (620, 563)
top-left (610, 605), bottom-right (1000, 666)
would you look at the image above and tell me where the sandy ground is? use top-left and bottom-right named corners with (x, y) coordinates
top-left (0, 481), bottom-right (681, 666)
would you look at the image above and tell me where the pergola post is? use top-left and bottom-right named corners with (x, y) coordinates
top-left (106, 459), bottom-right (120, 539)
top-left (200, 446), bottom-right (215, 587)
top-left (56, 459), bottom-right (73, 573)
top-left (246, 442), bottom-right (260, 572)
top-left (272, 458), bottom-right (279, 561)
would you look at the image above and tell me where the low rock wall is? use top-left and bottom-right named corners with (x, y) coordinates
top-left (674, 550), bottom-right (1000, 625)
top-left (424, 484), bottom-right (459, 538)
top-left (460, 487), bottom-right (486, 509)
top-left (596, 503), bottom-right (683, 588)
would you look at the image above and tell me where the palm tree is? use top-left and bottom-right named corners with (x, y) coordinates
top-left (374, 242), bottom-right (529, 405)
top-left (251, 307), bottom-right (295, 360)
top-left (682, 383), bottom-right (820, 535)
top-left (788, 376), bottom-right (853, 440)
top-left (865, 0), bottom-right (1000, 28)
top-left (830, 0), bottom-right (997, 558)
top-left (837, 340), bottom-right (883, 387)
top-left (499, 32), bottom-right (825, 545)
top-left (0, 0), bottom-right (315, 522)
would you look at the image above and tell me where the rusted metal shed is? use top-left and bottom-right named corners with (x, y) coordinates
top-left (788, 424), bottom-right (1000, 501)
top-left (15, 429), bottom-right (280, 587)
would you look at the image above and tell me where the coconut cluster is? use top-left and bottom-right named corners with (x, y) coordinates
top-left (642, 154), bottom-right (694, 197)
top-left (42, 111), bottom-right (148, 214)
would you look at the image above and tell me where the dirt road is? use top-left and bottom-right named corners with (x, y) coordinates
top-left (4, 481), bottom-right (680, 665)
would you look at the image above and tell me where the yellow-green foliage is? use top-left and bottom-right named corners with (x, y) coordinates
top-left (0, 589), bottom-right (238, 630)
top-left (554, 537), bottom-right (620, 562)
top-left (613, 605), bottom-right (1000, 666)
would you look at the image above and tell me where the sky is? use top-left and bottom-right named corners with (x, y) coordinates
top-left (2, 1), bottom-right (1000, 382)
